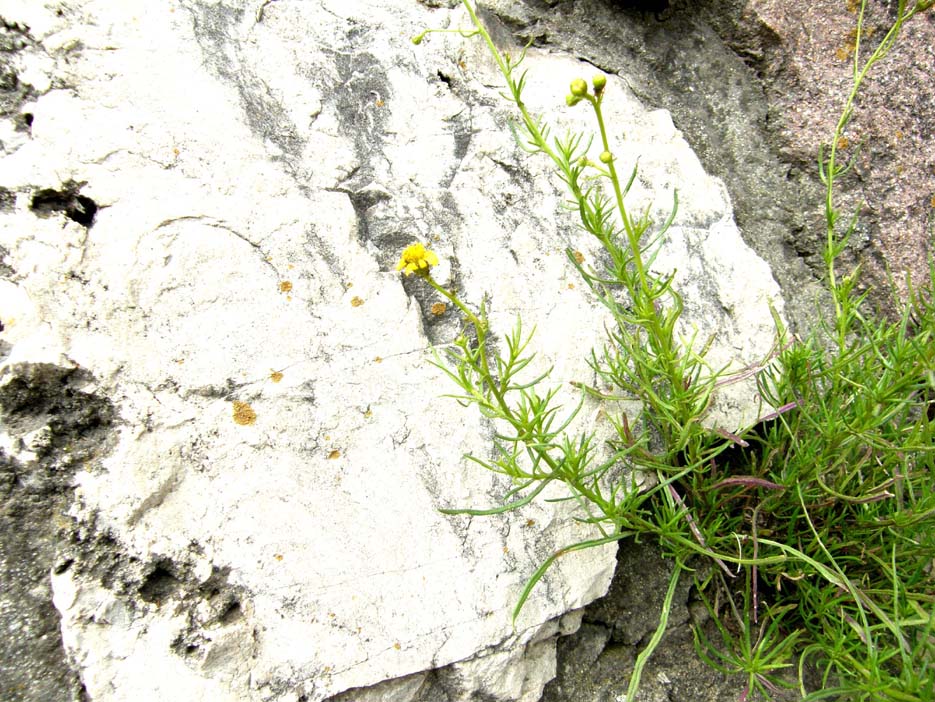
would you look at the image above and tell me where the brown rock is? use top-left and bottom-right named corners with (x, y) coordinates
top-left (740, 1), bottom-right (935, 309)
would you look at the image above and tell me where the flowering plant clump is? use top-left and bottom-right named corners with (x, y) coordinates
top-left (396, 242), bottom-right (439, 276)
top-left (406, 1), bottom-right (935, 700)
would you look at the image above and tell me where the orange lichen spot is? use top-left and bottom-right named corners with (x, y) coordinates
top-left (232, 401), bottom-right (257, 426)
top-left (279, 281), bottom-right (293, 293)
top-left (363, 406), bottom-right (373, 418)
top-left (573, 250), bottom-right (585, 264)
top-left (327, 449), bottom-right (341, 460)
top-left (930, 194), bottom-right (935, 208)
top-left (173, 147), bottom-right (180, 157)
top-left (346, 282), bottom-right (353, 288)
top-left (329, 612), bottom-right (336, 618)
top-left (525, 518), bottom-right (536, 527)
top-left (351, 296), bottom-right (364, 307)
top-left (838, 26), bottom-right (875, 61)
top-left (393, 642), bottom-right (401, 650)
top-left (503, 546), bottom-right (509, 554)
top-left (430, 302), bottom-right (446, 316)
top-left (374, 356), bottom-right (383, 363)
top-left (274, 553), bottom-right (284, 561)
top-left (567, 283), bottom-right (575, 289)
top-left (837, 136), bottom-right (849, 150)
top-left (846, 0), bottom-right (859, 12)
top-left (270, 371), bottom-right (284, 383)
top-left (324, 434), bottom-right (331, 441)
top-left (895, 130), bottom-right (904, 141)
top-left (375, 98), bottom-right (385, 107)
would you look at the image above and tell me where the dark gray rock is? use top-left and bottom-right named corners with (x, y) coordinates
top-left (1, 363), bottom-right (115, 702)
top-left (582, 538), bottom-right (691, 648)
top-left (541, 539), bottom-right (805, 702)
top-left (0, 17), bottom-right (38, 142)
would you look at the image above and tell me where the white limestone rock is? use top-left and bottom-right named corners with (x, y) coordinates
top-left (0, 0), bottom-right (784, 700)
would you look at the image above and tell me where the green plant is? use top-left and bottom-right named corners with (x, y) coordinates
top-left (406, 1), bottom-right (935, 699)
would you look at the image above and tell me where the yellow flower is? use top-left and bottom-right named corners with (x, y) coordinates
top-left (396, 243), bottom-right (439, 276)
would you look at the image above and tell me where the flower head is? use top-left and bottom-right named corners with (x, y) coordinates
top-left (396, 242), bottom-right (439, 276)
top-left (569, 78), bottom-right (588, 97)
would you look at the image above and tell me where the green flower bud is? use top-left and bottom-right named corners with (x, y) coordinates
top-left (592, 74), bottom-right (607, 92)
top-left (566, 94), bottom-right (583, 107)
top-left (411, 32), bottom-right (426, 45)
top-left (599, 151), bottom-right (613, 164)
top-left (569, 78), bottom-right (588, 97)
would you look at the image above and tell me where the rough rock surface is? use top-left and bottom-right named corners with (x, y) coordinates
top-left (736, 0), bottom-right (935, 308)
top-left (0, 1), bottom-right (787, 701)
top-left (0, 363), bottom-right (113, 702)
top-left (605, 0), bottom-right (935, 315)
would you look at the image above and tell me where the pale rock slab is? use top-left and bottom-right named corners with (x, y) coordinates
top-left (0, 0), bottom-right (783, 700)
